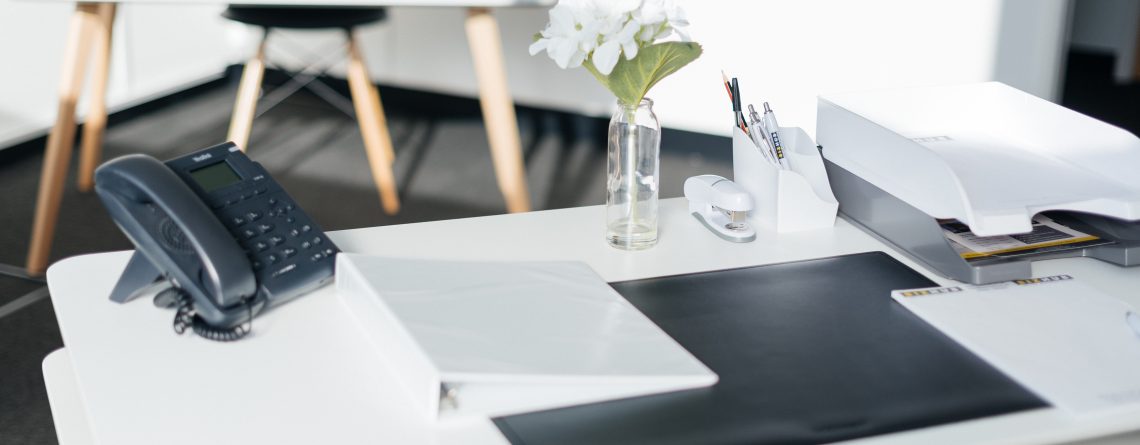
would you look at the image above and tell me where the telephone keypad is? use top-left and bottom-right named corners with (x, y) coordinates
top-left (220, 189), bottom-right (336, 292)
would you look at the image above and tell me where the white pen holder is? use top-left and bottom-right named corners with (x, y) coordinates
top-left (732, 126), bottom-right (838, 232)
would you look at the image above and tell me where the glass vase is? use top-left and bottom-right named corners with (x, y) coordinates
top-left (606, 98), bottom-right (661, 250)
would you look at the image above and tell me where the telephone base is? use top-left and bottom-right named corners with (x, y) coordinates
top-left (109, 252), bottom-right (164, 304)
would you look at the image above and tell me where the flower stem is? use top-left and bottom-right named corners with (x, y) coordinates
top-left (624, 103), bottom-right (639, 237)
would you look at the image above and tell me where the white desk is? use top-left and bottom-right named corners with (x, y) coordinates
top-left (24, 0), bottom-right (551, 277)
top-left (42, 198), bottom-right (1140, 444)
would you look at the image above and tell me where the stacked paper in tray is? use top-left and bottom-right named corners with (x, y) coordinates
top-left (335, 254), bottom-right (717, 421)
top-left (893, 276), bottom-right (1140, 414)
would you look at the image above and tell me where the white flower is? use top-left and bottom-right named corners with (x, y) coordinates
top-left (530, 0), bottom-right (692, 74)
top-left (592, 16), bottom-right (641, 75)
top-left (593, 0), bottom-right (640, 16)
top-left (528, 0), bottom-right (601, 69)
top-left (635, 0), bottom-right (690, 42)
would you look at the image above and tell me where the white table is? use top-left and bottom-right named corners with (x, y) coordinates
top-left (23, 0), bottom-right (551, 277)
top-left (42, 198), bottom-right (1140, 444)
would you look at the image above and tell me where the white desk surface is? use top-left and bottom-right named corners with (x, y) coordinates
top-left (30, 0), bottom-right (553, 7)
top-left (43, 197), bottom-right (1140, 445)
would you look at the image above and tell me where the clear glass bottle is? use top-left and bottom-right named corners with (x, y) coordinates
top-left (606, 98), bottom-right (661, 250)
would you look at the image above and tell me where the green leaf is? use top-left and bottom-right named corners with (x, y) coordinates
top-left (585, 41), bottom-right (703, 107)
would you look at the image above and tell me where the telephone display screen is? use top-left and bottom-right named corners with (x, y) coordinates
top-left (189, 161), bottom-right (241, 192)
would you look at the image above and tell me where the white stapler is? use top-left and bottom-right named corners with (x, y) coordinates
top-left (684, 175), bottom-right (756, 243)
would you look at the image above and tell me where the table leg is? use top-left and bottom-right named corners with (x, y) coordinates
top-left (346, 31), bottom-right (400, 215)
top-left (26, 3), bottom-right (103, 277)
top-left (465, 7), bottom-right (531, 213)
top-left (76, 3), bottom-right (117, 192)
top-left (227, 30), bottom-right (267, 151)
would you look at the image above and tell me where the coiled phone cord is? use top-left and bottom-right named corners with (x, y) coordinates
top-left (169, 289), bottom-right (253, 342)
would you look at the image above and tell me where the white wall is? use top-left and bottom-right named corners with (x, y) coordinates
top-left (1070, 0), bottom-right (1140, 83)
top-left (994, 0), bottom-right (1072, 103)
top-left (0, 1), bottom-right (91, 146)
top-left (0, 0), bottom-right (1073, 148)
top-left (0, 3), bottom-right (239, 147)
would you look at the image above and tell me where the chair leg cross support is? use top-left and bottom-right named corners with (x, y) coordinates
top-left (225, 27), bottom-right (400, 215)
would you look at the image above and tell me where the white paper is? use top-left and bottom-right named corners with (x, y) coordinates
top-left (940, 215), bottom-right (1109, 259)
top-left (893, 276), bottom-right (1140, 415)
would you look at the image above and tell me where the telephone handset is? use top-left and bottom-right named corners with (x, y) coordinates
top-left (95, 142), bottom-right (338, 339)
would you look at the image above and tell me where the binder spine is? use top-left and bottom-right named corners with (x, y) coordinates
top-left (336, 254), bottom-right (443, 420)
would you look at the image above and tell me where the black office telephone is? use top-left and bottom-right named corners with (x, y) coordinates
top-left (95, 142), bottom-right (338, 341)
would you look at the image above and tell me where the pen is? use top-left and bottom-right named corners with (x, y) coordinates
top-left (762, 102), bottom-right (790, 170)
top-left (747, 104), bottom-right (778, 166)
top-left (721, 71), bottom-right (733, 104)
top-left (731, 78), bottom-right (746, 133)
top-left (721, 70), bottom-right (732, 101)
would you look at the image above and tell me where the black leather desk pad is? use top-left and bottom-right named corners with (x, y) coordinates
top-left (494, 252), bottom-right (1046, 444)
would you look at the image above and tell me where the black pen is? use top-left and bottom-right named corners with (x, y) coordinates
top-left (731, 78), bottom-right (746, 133)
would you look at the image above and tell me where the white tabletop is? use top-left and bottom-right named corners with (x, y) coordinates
top-left (29, 0), bottom-right (552, 7)
top-left (44, 197), bottom-right (1140, 445)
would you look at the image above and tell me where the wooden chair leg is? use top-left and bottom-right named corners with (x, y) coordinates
top-left (465, 7), bottom-right (530, 213)
top-left (346, 31), bottom-right (400, 215)
top-left (26, 4), bottom-right (102, 276)
top-left (76, 3), bottom-right (117, 193)
top-left (227, 31), bottom-right (268, 152)
top-left (367, 80), bottom-right (395, 165)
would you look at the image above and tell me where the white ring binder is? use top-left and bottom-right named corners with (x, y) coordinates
top-left (335, 254), bottom-right (718, 421)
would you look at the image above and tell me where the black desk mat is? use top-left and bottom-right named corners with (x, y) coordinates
top-left (494, 252), bottom-right (1046, 445)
